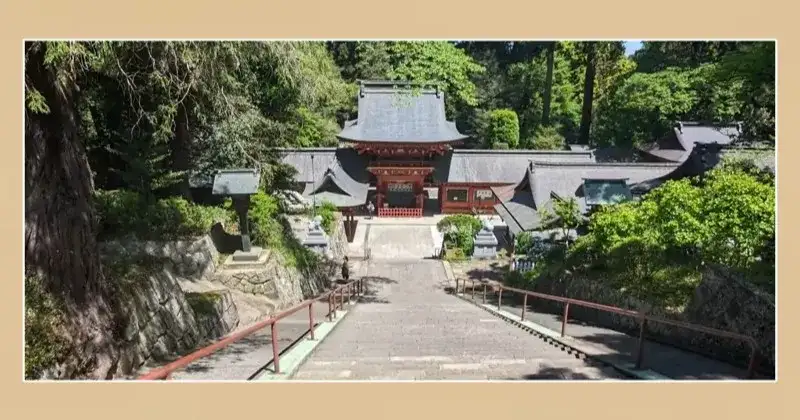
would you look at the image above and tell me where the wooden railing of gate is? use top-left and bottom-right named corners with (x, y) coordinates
top-left (378, 207), bottom-right (422, 217)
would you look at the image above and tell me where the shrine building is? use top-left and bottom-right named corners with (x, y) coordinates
top-left (279, 80), bottom-right (746, 235)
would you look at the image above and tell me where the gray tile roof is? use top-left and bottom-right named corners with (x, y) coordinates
top-left (302, 159), bottom-right (369, 208)
top-left (639, 121), bottom-right (743, 163)
top-left (279, 148), bottom-right (339, 183)
top-left (337, 81), bottom-right (468, 144)
top-left (280, 147), bottom-right (370, 208)
top-left (530, 161), bottom-right (679, 209)
top-left (676, 121), bottom-right (741, 148)
top-left (630, 143), bottom-right (724, 194)
top-left (435, 149), bottom-right (595, 184)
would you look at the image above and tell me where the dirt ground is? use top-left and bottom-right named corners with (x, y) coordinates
top-left (449, 258), bottom-right (510, 283)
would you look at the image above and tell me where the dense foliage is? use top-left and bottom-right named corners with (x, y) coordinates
top-left (314, 201), bottom-right (338, 235)
top-left (437, 215), bottom-right (483, 257)
top-left (521, 165), bottom-right (775, 308)
top-left (484, 109), bottom-right (520, 149)
top-left (235, 191), bottom-right (319, 269)
top-left (95, 190), bottom-right (229, 240)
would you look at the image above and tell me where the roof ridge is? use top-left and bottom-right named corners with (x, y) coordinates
top-left (453, 149), bottom-right (592, 155)
top-left (276, 147), bottom-right (338, 152)
top-left (531, 161), bottom-right (678, 168)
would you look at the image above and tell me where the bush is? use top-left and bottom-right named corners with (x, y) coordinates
top-left (95, 189), bottom-right (230, 240)
top-left (25, 273), bottom-right (69, 379)
top-left (514, 232), bottom-right (535, 255)
top-left (484, 109), bottom-right (520, 149)
top-left (437, 215), bottom-right (482, 256)
top-left (530, 125), bottom-right (566, 150)
top-left (235, 191), bottom-right (281, 247)
top-left (238, 190), bottom-right (320, 270)
top-left (315, 201), bottom-right (338, 234)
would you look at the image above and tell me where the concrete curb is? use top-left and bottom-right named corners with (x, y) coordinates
top-left (452, 292), bottom-right (670, 380)
top-left (254, 301), bottom-right (358, 381)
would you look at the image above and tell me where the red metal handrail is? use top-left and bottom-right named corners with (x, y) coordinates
top-left (455, 277), bottom-right (761, 379)
top-left (137, 277), bottom-right (365, 380)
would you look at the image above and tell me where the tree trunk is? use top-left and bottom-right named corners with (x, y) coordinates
top-left (25, 42), bottom-right (121, 379)
top-left (578, 43), bottom-right (597, 145)
top-left (171, 102), bottom-right (192, 198)
top-left (542, 42), bottom-right (555, 125)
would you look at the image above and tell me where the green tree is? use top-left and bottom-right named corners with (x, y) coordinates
top-left (387, 41), bottom-right (485, 117)
top-left (25, 41), bottom-right (121, 379)
top-left (542, 42), bottom-right (556, 125)
top-left (593, 69), bottom-right (698, 147)
top-left (540, 197), bottom-right (582, 246)
top-left (713, 42), bottom-right (775, 142)
top-left (529, 124), bottom-right (566, 150)
top-left (633, 41), bottom-right (744, 73)
top-left (483, 109), bottom-right (520, 149)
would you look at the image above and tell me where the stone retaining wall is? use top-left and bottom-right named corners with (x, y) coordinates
top-left (112, 265), bottom-right (240, 376)
top-left (100, 215), bottom-right (351, 377)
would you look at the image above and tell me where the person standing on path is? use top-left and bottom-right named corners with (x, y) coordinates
top-left (366, 201), bottom-right (375, 219)
top-left (341, 256), bottom-right (350, 283)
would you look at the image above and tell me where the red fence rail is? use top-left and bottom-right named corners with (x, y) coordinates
top-left (454, 278), bottom-right (760, 379)
top-left (137, 278), bottom-right (365, 380)
top-left (378, 207), bottom-right (422, 218)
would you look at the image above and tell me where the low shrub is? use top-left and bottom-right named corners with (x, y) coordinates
top-left (234, 190), bottom-right (320, 270)
top-left (437, 215), bottom-right (482, 256)
top-left (514, 232), bottom-right (535, 255)
top-left (95, 189), bottom-right (230, 240)
top-left (315, 201), bottom-right (338, 234)
top-left (530, 124), bottom-right (566, 150)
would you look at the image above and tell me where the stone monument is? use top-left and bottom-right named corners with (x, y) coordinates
top-left (302, 215), bottom-right (330, 255)
top-left (472, 218), bottom-right (499, 259)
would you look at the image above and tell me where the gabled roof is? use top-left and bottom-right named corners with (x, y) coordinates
top-left (279, 147), bottom-right (369, 184)
top-left (530, 161), bottom-right (678, 209)
top-left (491, 168), bottom-right (542, 235)
top-left (639, 121), bottom-right (743, 163)
top-left (630, 143), bottom-right (724, 195)
top-left (434, 149), bottom-right (595, 184)
top-left (302, 158), bottom-right (369, 208)
top-left (492, 161), bottom-right (678, 235)
top-left (279, 147), bottom-right (369, 207)
top-left (337, 80), bottom-right (468, 144)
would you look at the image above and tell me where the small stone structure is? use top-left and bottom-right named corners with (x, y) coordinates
top-left (302, 215), bottom-right (330, 256)
top-left (472, 219), bottom-right (499, 259)
top-left (277, 190), bottom-right (311, 214)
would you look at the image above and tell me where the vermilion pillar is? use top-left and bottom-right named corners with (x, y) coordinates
top-left (414, 180), bottom-right (424, 210)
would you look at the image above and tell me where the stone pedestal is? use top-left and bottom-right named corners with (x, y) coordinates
top-left (303, 215), bottom-right (330, 255)
top-left (472, 219), bottom-right (499, 260)
top-left (231, 246), bottom-right (265, 262)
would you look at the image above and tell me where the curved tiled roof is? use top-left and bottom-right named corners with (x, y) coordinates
top-left (434, 149), bottom-right (595, 184)
top-left (337, 81), bottom-right (467, 144)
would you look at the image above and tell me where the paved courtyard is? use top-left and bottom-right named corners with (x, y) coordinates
top-left (291, 259), bottom-right (623, 380)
